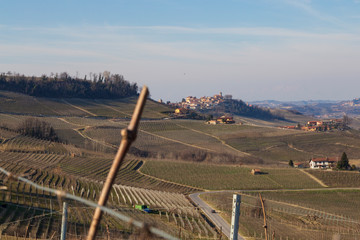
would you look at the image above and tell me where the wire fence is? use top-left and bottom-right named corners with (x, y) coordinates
top-left (0, 166), bottom-right (178, 240)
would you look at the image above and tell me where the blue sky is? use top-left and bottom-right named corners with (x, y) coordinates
top-left (1, 0), bottom-right (360, 102)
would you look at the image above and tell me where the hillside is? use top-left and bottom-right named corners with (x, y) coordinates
top-left (252, 99), bottom-right (360, 119)
top-left (0, 90), bottom-right (172, 119)
top-left (213, 99), bottom-right (284, 120)
top-left (1, 90), bottom-right (360, 239)
top-left (2, 90), bottom-right (360, 164)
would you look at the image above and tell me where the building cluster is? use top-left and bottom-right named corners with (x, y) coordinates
top-left (206, 116), bottom-right (236, 125)
top-left (280, 119), bottom-right (343, 132)
top-left (342, 98), bottom-right (360, 107)
top-left (294, 157), bottom-right (340, 169)
top-left (169, 92), bottom-right (232, 111)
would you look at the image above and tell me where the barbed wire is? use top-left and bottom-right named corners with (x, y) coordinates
top-left (0, 166), bottom-right (178, 240)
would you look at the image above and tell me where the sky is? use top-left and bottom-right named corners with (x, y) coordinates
top-left (1, 0), bottom-right (360, 102)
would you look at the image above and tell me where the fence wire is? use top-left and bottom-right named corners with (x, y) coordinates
top-left (0, 166), bottom-right (178, 240)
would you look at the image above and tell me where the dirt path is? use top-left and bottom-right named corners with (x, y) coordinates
top-left (335, 142), bottom-right (360, 149)
top-left (58, 117), bottom-right (117, 150)
top-left (287, 143), bottom-right (324, 157)
top-left (61, 99), bottom-right (97, 116)
top-left (109, 119), bottom-right (216, 152)
top-left (97, 103), bottom-right (132, 117)
top-left (75, 128), bottom-right (118, 149)
top-left (299, 169), bottom-right (328, 187)
top-left (57, 117), bottom-right (85, 127)
top-left (138, 129), bottom-right (216, 152)
top-left (176, 123), bottom-right (251, 157)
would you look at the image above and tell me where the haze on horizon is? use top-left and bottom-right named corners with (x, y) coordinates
top-left (1, 0), bottom-right (360, 103)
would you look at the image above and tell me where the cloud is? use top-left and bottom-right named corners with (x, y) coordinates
top-left (1, 24), bottom-right (360, 101)
top-left (2, 24), bottom-right (359, 42)
top-left (282, 0), bottom-right (345, 27)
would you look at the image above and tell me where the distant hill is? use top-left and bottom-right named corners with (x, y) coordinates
top-left (0, 90), bottom-right (173, 119)
top-left (205, 99), bottom-right (285, 120)
top-left (250, 99), bottom-right (360, 119)
top-left (0, 72), bottom-right (138, 99)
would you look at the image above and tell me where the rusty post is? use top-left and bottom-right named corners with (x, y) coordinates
top-left (87, 86), bottom-right (149, 240)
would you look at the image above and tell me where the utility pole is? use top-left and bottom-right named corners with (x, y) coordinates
top-left (230, 194), bottom-right (241, 240)
top-left (60, 202), bottom-right (68, 240)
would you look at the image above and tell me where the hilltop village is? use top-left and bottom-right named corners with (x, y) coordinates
top-left (164, 92), bottom-right (233, 110)
top-left (162, 92), bottom-right (237, 124)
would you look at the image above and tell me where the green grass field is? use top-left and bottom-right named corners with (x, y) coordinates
top-left (140, 160), bottom-right (323, 190)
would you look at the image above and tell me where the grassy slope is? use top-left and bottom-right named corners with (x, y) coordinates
top-left (2, 90), bottom-right (360, 239)
top-left (3, 90), bottom-right (360, 165)
top-left (0, 90), bottom-right (172, 119)
top-left (140, 160), bottom-right (323, 190)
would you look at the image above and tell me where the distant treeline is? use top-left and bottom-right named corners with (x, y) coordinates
top-left (215, 99), bottom-right (284, 120)
top-left (0, 72), bottom-right (138, 99)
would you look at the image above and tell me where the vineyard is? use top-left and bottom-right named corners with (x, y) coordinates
top-left (201, 191), bottom-right (360, 240)
top-left (140, 160), bottom-right (324, 190)
top-left (0, 156), bottom-right (214, 239)
top-left (0, 120), bottom-right (215, 239)
top-left (2, 90), bottom-right (360, 239)
top-left (306, 169), bottom-right (360, 188)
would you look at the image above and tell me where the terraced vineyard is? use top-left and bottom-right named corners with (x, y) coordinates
top-left (60, 157), bottom-right (200, 194)
top-left (0, 159), bottom-right (212, 239)
top-left (3, 91), bottom-right (360, 239)
top-left (0, 126), bottom-right (212, 239)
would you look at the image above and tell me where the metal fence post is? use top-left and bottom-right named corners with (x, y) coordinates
top-left (230, 194), bottom-right (241, 240)
top-left (61, 201), bottom-right (68, 240)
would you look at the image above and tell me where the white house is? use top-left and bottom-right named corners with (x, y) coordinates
top-left (309, 157), bottom-right (340, 169)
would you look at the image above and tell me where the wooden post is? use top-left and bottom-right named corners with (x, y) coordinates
top-left (61, 202), bottom-right (68, 240)
top-left (87, 86), bottom-right (149, 240)
top-left (259, 193), bottom-right (268, 240)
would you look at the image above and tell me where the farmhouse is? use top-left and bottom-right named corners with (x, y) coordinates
top-left (206, 120), bottom-right (217, 125)
top-left (309, 157), bottom-right (340, 169)
top-left (216, 116), bottom-right (235, 124)
top-left (251, 169), bottom-right (262, 175)
top-left (294, 162), bottom-right (306, 168)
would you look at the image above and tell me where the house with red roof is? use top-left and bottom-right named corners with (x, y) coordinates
top-left (309, 157), bottom-right (340, 169)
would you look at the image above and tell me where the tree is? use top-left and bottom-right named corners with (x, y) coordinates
top-left (337, 152), bottom-right (350, 170)
top-left (17, 118), bottom-right (58, 141)
top-left (288, 160), bottom-right (294, 167)
top-left (342, 115), bottom-right (352, 129)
